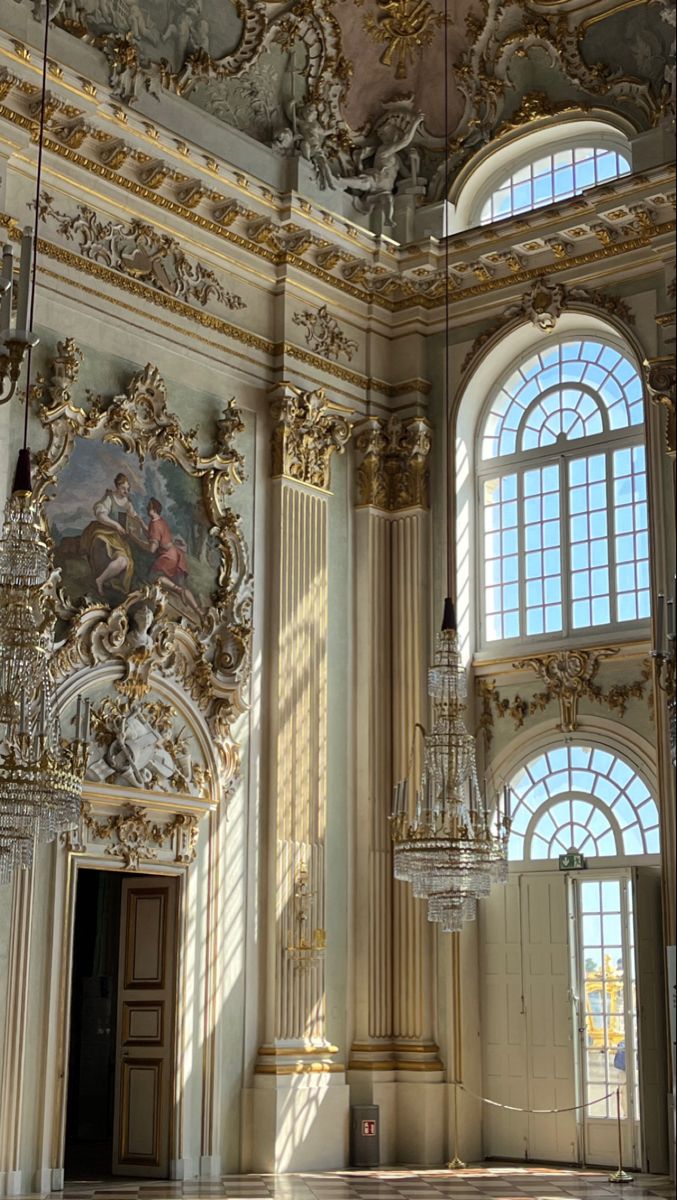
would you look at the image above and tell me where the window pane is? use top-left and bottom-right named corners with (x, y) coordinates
top-left (483, 475), bottom-right (520, 641)
top-left (613, 446), bottom-right (651, 622)
top-left (479, 146), bottom-right (631, 224)
top-left (523, 465), bottom-right (562, 635)
top-left (568, 455), bottom-right (610, 628)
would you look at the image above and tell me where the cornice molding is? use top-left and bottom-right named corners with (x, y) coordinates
top-left (0, 54), bottom-right (674, 317)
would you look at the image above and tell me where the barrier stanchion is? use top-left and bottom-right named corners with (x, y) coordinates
top-left (447, 1080), bottom-right (466, 1170)
top-left (608, 1087), bottom-right (633, 1183)
top-left (447, 1082), bottom-right (622, 1172)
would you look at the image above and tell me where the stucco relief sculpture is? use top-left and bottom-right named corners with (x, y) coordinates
top-left (355, 0), bottom-right (446, 80)
top-left (38, 193), bottom-right (247, 312)
top-left (462, 278), bottom-right (636, 372)
top-left (26, 0), bottom-right (670, 217)
top-left (30, 338), bottom-right (252, 791)
top-left (87, 695), bottom-right (208, 794)
top-left (292, 305), bottom-right (358, 363)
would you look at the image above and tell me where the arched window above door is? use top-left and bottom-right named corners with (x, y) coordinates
top-left (507, 745), bottom-right (660, 862)
top-left (478, 336), bottom-right (649, 646)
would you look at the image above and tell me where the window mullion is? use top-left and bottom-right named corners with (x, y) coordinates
top-left (606, 448), bottom-right (618, 626)
top-left (561, 453), bottom-right (572, 639)
top-left (518, 468), bottom-right (526, 640)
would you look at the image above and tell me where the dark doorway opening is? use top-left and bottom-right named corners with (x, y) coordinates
top-left (64, 869), bottom-right (122, 1180)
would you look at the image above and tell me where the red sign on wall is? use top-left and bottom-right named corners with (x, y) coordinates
top-left (362, 1120), bottom-right (377, 1137)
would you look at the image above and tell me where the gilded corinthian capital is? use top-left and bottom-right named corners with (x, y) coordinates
top-left (270, 384), bottom-right (351, 490)
top-left (643, 355), bottom-right (676, 458)
top-left (355, 415), bottom-right (431, 511)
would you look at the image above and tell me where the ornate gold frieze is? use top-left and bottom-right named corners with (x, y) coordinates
top-left (38, 192), bottom-right (246, 311)
top-left (643, 355), bottom-right (676, 457)
top-left (356, 0), bottom-right (446, 80)
top-left (291, 305), bottom-right (358, 363)
top-left (270, 384), bottom-right (351, 491)
top-left (355, 415), bottom-right (431, 511)
top-left (76, 801), bottom-right (199, 869)
top-left (479, 649), bottom-right (653, 743)
top-left (32, 341), bottom-right (252, 790)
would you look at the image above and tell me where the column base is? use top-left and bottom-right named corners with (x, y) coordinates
top-left (242, 1072), bottom-right (350, 1172)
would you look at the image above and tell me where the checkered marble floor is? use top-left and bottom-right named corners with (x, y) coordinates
top-left (51, 1166), bottom-right (675, 1200)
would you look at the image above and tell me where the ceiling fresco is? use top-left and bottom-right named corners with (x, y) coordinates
top-left (44, 0), bottom-right (675, 223)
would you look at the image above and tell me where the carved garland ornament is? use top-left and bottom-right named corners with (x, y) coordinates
top-left (270, 384), bottom-right (351, 491)
top-left (478, 649), bottom-right (653, 744)
top-left (355, 414), bottom-right (431, 511)
top-left (32, 339), bottom-right (252, 792)
top-left (74, 801), bottom-right (199, 869)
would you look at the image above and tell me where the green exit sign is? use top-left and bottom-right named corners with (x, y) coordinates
top-left (559, 852), bottom-right (586, 871)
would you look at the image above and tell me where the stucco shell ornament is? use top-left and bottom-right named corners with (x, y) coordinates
top-left (29, 337), bottom-right (252, 795)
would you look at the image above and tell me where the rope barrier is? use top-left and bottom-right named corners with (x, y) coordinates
top-left (457, 1082), bottom-right (617, 1115)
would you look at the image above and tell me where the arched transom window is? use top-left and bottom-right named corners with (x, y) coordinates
top-left (508, 745), bottom-right (660, 862)
top-left (479, 337), bottom-right (648, 645)
top-left (480, 146), bottom-right (631, 225)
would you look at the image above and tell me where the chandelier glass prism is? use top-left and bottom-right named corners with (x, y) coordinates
top-left (390, 600), bottom-right (510, 934)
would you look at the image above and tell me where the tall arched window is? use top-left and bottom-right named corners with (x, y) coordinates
top-left (478, 336), bottom-right (649, 645)
top-left (507, 745), bottom-right (660, 862)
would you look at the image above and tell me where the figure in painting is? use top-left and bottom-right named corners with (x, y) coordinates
top-left (79, 472), bottom-right (147, 596)
top-left (146, 498), bottom-right (203, 619)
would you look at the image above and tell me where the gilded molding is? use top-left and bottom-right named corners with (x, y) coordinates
top-left (270, 384), bottom-right (351, 491)
top-left (354, 415), bottom-right (431, 511)
top-left (479, 648), bottom-right (653, 738)
top-left (2, 218), bottom-right (272, 355)
top-left (32, 343), bottom-right (252, 790)
top-left (76, 801), bottom-right (199, 868)
top-left (643, 354), bottom-right (676, 457)
top-left (355, 0), bottom-right (446, 80)
top-left (38, 192), bottom-right (247, 311)
top-left (462, 276), bottom-right (636, 373)
top-left (291, 304), bottom-right (358, 363)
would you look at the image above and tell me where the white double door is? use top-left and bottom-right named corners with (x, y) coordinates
top-left (478, 867), bottom-right (666, 1169)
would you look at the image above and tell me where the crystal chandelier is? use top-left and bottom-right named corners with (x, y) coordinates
top-left (0, 0), bottom-right (89, 885)
top-left (391, 601), bottom-right (510, 934)
top-left (0, 453), bottom-right (90, 884)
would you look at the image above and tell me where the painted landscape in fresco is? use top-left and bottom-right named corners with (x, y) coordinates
top-left (48, 440), bottom-right (219, 624)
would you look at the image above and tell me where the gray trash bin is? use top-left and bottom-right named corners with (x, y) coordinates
top-left (350, 1104), bottom-right (379, 1167)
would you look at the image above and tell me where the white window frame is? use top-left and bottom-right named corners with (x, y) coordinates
top-left (452, 120), bottom-right (633, 233)
top-left (476, 335), bottom-right (650, 654)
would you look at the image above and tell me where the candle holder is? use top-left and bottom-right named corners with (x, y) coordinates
top-left (0, 231), bottom-right (40, 405)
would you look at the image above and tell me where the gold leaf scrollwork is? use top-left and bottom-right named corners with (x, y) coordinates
top-left (643, 355), bottom-right (676, 458)
top-left (79, 801), bottom-right (199, 869)
top-left (32, 342), bottom-right (252, 794)
top-left (478, 651), bottom-right (654, 741)
top-left (291, 305), bottom-right (358, 363)
top-left (355, 414), bottom-right (431, 511)
top-left (357, 0), bottom-right (446, 80)
top-left (270, 384), bottom-right (351, 491)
